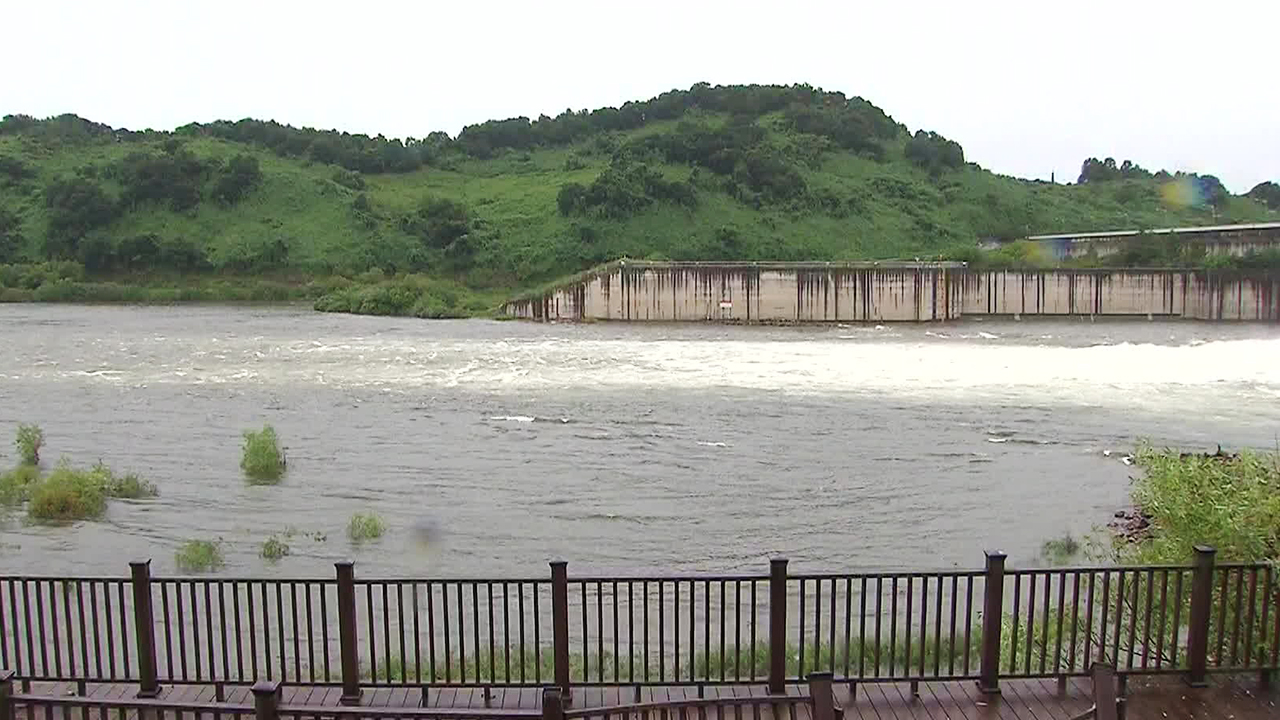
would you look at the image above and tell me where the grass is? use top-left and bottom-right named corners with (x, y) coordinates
top-left (1038, 533), bottom-right (1081, 565)
top-left (175, 539), bottom-right (225, 573)
top-left (15, 424), bottom-right (43, 465)
top-left (260, 535), bottom-right (290, 561)
top-left (356, 638), bottom-right (977, 684)
top-left (241, 424), bottom-right (286, 483)
top-left (26, 463), bottom-right (109, 522)
top-left (347, 512), bottom-right (386, 542)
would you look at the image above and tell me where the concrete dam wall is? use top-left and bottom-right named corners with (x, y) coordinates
top-left (504, 262), bottom-right (1280, 322)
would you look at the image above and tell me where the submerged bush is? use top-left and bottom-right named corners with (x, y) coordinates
top-left (91, 461), bottom-right (159, 499)
top-left (0, 464), bottom-right (40, 506)
top-left (176, 539), bottom-right (225, 573)
top-left (260, 535), bottom-right (290, 561)
top-left (241, 425), bottom-right (286, 482)
top-left (348, 512), bottom-right (386, 542)
top-left (15, 424), bottom-right (43, 465)
top-left (27, 464), bottom-right (108, 522)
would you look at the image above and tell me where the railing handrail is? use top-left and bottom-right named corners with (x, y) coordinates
top-left (563, 693), bottom-right (812, 718)
top-left (10, 559), bottom-right (1267, 584)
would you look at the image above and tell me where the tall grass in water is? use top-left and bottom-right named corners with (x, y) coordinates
top-left (91, 461), bottom-right (159, 499)
top-left (241, 424), bottom-right (286, 483)
top-left (15, 424), bottom-right (43, 465)
top-left (348, 512), bottom-right (386, 542)
top-left (176, 539), bottom-right (225, 573)
top-left (261, 535), bottom-right (290, 561)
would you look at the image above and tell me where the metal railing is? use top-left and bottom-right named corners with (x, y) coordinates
top-left (0, 546), bottom-right (1275, 698)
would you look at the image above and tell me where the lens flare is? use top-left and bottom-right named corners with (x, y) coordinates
top-left (1160, 178), bottom-right (1205, 209)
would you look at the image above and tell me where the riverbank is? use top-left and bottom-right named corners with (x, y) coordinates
top-left (0, 263), bottom-right (503, 317)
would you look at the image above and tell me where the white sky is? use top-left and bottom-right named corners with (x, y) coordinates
top-left (5, 0), bottom-right (1278, 192)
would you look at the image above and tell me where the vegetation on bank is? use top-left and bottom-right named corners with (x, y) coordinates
top-left (1088, 446), bottom-right (1280, 667)
top-left (241, 424), bottom-right (286, 483)
top-left (949, 239), bottom-right (1280, 271)
top-left (1114, 446), bottom-right (1279, 565)
top-left (1, 84), bottom-right (1276, 318)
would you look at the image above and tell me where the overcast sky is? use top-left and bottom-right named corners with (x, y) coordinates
top-left (6, 0), bottom-right (1277, 192)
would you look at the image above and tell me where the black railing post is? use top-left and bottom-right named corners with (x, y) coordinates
top-left (0, 669), bottom-right (13, 720)
top-left (335, 561), bottom-right (362, 705)
top-left (129, 560), bottom-right (162, 698)
top-left (807, 671), bottom-right (835, 720)
top-left (252, 680), bottom-right (281, 720)
top-left (769, 557), bottom-right (788, 695)
top-left (1185, 545), bottom-right (1216, 687)
top-left (550, 560), bottom-right (572, 704)
top-left (978, 550), bottom-right (1006, 695)
top-left (542, 686), bottom-right (565, 720)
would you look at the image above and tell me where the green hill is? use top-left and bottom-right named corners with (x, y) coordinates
top-left (1, 83), bottom-right (1276, 316)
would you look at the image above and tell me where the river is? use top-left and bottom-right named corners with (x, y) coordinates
top-left (1, 305), bottom-right (1278, 578)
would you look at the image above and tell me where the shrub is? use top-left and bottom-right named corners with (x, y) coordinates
top-left (241, 425), bottom-right (286, 483)
top-left (260, 535), bottom-right (290, 561)
top-left (213, 154), bottom-right (263, 204)
top-left (348, 512), bottom-right (386, 542)
top-left (92, 462), bottom-right (158, 499)
top-left (15, 424), bottom-right (43, 465)
top-left (0, 464), bottom-right (40, 505)
top-left (27, 464), bottom-right (108, 522)
top-left (176, 539), bottom-right (225, 573)
top-left (1118, 446), bottom-right (1280, 564)
top-left (332, 168), bottom-right (366, 191)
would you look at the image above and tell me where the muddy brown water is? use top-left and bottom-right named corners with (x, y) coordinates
top-left (1, 305), bottom-right (1278, 578)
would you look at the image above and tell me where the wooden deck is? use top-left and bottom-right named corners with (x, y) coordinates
top-left (14, 676), bottom-right (1279, 720)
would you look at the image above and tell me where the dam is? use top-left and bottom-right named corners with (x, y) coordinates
top-left (503, 260), bottom-right (1280, 322)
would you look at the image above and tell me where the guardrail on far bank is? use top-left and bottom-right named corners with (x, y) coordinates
top-left (0, 547), bottom-right (1274, 700)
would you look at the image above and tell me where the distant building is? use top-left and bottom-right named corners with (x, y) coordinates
top-left (979, 222), bottom-right (1280, 261)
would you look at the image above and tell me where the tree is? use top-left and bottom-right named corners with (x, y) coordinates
top-left (401, 197), bottom-right (471, 250)
top-left (557, 183), bottom-right (588, 215)
top-left (1195, 174), bottom-right (1229, 209)
top-left (905, 130), bottom-right (965, 175)
top-left (1247, 181), bottom-right (1280, 209)
top-left (0, 154), bottom-right (37, 188)
top-left (117, 150), bottom-right (205, 210)
top-left (0, 207), bottom-right (24, 263)
top-left (44, 177), bottom-right (117, 258)
top-left (213, 154), bottom-right (263, 204)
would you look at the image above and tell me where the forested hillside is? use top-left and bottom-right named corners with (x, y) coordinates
top-left (1, 83), bottom-right (1275, 316)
